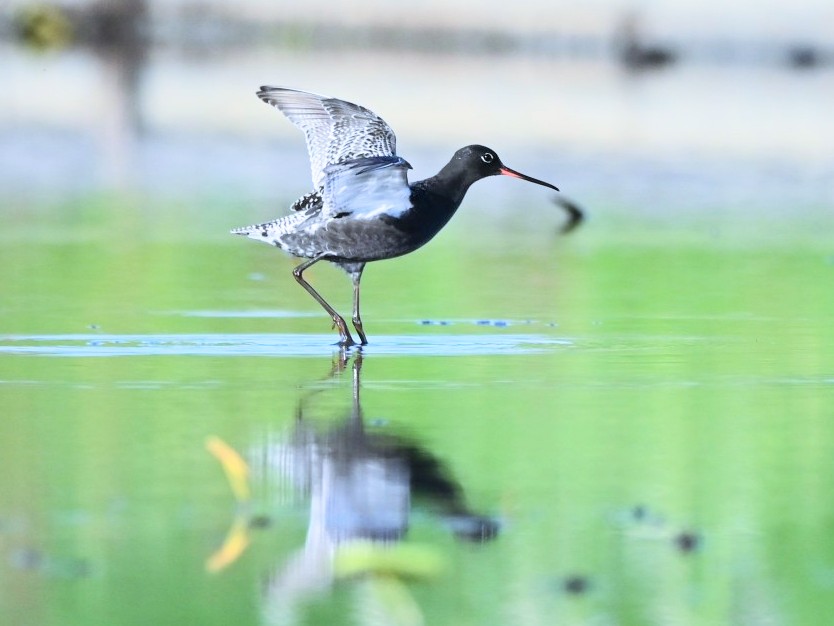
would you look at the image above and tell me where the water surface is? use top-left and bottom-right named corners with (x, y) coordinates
top-left (2, 187), bottom-right (833, 625)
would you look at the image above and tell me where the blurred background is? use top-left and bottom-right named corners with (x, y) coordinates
top-left (2, 0), bottom-right (832, 215)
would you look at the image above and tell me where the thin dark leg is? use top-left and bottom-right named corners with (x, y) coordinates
top-left (292, 256), bottom-right (356, 347)
top-left (349, 264), bottom-right (368, 345)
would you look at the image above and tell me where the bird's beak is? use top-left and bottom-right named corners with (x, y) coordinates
top-left (499, 166), bottom-right (560, 192)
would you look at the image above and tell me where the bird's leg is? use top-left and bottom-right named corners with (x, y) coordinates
top-left (292, 256), bottom-right (356, 348)
top-left (349, 264), bottom-right (368, 346)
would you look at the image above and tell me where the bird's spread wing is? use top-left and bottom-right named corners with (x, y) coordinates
top-left (323, 156), bottom-right (413, 220)
top-left (257, 87), bottom-right (398, 190)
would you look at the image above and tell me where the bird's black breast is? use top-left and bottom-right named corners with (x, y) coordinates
top-left (339, 186), bottom-right (461, 262)
top-left (386, 186), bottom-right (462, 249)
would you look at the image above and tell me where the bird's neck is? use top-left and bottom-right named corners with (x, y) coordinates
top-left (408, 160), bottom-right (478, 224)
top-left (405, 172), bottom-right (471, 238)
top-left (416, 160), bottom-right (478, 209)
top-left (384, 161), bottom-right (479, 250)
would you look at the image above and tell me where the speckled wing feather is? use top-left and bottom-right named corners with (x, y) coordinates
top-left (257, 87), bottom-right (398, 190)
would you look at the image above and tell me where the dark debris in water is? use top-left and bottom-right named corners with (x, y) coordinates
top-left (629, 503), bottom-right (665, 526)
top-left (674, 531), bottom-right (701, 553)
top-left (562, 574), bottom-right (591, 595)
top-left (553, 195), bottom-right (586, 234)
top-left (419, 319), bottom-right (521, 328)
top-left (617, 504), bottom-right (702, 554)
top-left (249, 515), bottom-right (272, 530)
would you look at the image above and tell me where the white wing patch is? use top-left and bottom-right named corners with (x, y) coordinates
top-left (323, 157), bottom-right (413, 220)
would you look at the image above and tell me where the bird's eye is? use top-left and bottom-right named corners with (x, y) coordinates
top-left (481, 152), bottom-right (494, 164)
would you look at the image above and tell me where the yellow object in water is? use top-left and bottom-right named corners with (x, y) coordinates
top-left (205, 516), bottom-right (251, 573)
top-left (206, 436), bottom-right (251, 502)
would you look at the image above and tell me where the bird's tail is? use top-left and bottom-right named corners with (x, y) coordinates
top-left (229, 221), bottom-right (276, 245)
top-left (230, 212), bottom-right (308, 246)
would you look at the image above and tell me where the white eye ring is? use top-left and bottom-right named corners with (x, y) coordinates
top-left (481, 153), bottom-right (495, 164)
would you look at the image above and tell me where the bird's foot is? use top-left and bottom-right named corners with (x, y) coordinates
top-left (336, 336), bottom-right (357, 349)
top-left (352, 318), bottom-right (368, 346)
top-left (330, 315), bottom-right (357, 348)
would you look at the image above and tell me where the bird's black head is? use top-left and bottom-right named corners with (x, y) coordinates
top-left (452, 145), bottom-right (505, 179)
top-left (453, 144), bottom-right (560, 192)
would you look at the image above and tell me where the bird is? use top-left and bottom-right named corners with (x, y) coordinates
top-left (232, 87), bottom-right (578, 347)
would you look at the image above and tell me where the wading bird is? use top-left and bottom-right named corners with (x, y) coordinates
top-left (232, 87), bottom-right (579, 347)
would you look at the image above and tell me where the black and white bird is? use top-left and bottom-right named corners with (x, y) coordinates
top-left (232, 87), bottom-right (578, 347)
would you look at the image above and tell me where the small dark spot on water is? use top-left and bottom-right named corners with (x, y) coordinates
top-left (632, 504), bottom-right (648, 521)
top-left (675, 531), bottom-right (700, 553)
top-left (249, 515), bottom-right (272, 529)
top-left (87, 340), bottom-right (104, 346)
top-left (475, 319), bottom-right (510, 327)
top-left (563, 574), bottom-right (591, 595)
top-left (623, 503), bottom-right (666, 527)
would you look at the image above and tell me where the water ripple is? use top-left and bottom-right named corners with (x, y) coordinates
top-left (0, 333), bottom-right (571, 358)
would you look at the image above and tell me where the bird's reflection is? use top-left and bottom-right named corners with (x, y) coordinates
top-left (209, 353), bottom-right (498, 624)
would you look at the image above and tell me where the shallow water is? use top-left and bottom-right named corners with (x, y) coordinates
top-left (2, 183), bottom-right (834, 625)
